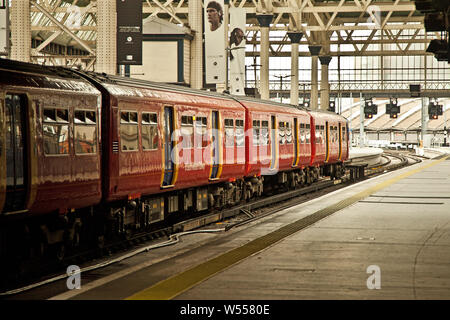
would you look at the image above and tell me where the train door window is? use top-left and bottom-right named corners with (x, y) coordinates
top-left (4, 94), bottom-right (28, 212)
top-left (278, 122), bottom-right (285, 144)
top-left (224, 119), bottom-right (234, 147)
top-left (120, 111), bottom-right (139, 151)
top-left (43, 107), bottom-right (69, 155)
top-left (181, 115), bottom-right (194, 148)
top-left (305, 124), bottom-right (310, 144)
top-left (195, 116), bottom-right (207, 148)
top-left (235, 119), bottom-right (245, 147)
top-left (285, 122), bottom-right (293, 144)
top-left (260, 120), bottom-right (269, 145)
top-left (74, 110), bottom-right (97, 154)
top-left (300, 123), bottom-right (306, 144)
top-left (342, 126), bottom-right (346, 142)
top-left (253, 120), bottom-right (260, 145)
top-left (142, 112), bottom-right (158, 150)
top-left (315, 125), bottom-right (319, 144)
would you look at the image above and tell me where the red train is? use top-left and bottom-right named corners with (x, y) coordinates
top-left (0, 59), bottom-right (348, 261)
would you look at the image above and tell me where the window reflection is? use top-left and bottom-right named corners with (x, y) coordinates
top-left (142, 113), bottom-right (158, 150)
top-left (74, 110), bottom-right (97, 154)
top-left (120, 111), bottom-right (139, 151)
top-left (43, 108), bottom-right (69, 155)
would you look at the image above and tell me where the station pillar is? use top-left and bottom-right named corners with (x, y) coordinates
top-left (257, 14), bottom-right (273, 100)
top-left (287, 32), bottom-right (303, 106)
top-left (189, 0), bottom-right (203, 89)
top-left (10, 0), bottom-right (31, 62)
top-left (309, 45), bottom-right (321, 110)
top-left (319, 56), bottom-right (332, 111)
top-left (96, 0), bottom-right (117, 75)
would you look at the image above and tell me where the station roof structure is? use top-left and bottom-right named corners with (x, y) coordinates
top-left (7, 0), bottom-right (450, 133)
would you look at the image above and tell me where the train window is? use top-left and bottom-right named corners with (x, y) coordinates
top-left (195, 116), bottom-right (207, 148)
top-left (181, 115), bottom-right (194, 148)
top-left (305, 124), bottom-right (310, 144)
top-left (86, 111), bottom-right (96, 124)
top-left (300, 123), bottom-right (305, 144)
top-left (342, 126), bottom-right (346, 142)
top-left (278, 122), bottom-right (285, 144)
top-left (225, 119), bottom-right (234, 147)
top-left (74, 110), bottom-right (97, 154)
top-left (120, 111), bottom-right (139, 151)
top-left (260, 120), bottom-right (269, 145)
top-left (142, 113), bottom-right (158, 150)
top-left (285, 122), bottom-right (292, 144)
top-left (253, 120), bottom-right (260, 146)
top-left (74, 110), bottom-right (85, 123)
top-left (315, 125), bottom-right (321, 144)
top-left (56, 109), bottom-right (69, 123)
top-left (235, 119), bottom-right (244, 147)
top-left (43, 108), bottom-right (69, 155)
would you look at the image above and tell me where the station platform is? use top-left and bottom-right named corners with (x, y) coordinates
top-left (348, 147), bottom-right (383, 166)
top-left (29, 155), bottom-right (450, 301)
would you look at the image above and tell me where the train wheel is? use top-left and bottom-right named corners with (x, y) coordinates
top-left (97, 235), bottom-right (105, 250)
top-left (72, 226), bottom-right (81, 249)
top-left (55, 243), bottom-right (66, 262)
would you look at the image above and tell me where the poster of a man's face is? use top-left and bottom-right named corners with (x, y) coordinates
top-left (230, 28), bottom-right (245, 47)
top-left (206, 1), bottom-right (223, 32)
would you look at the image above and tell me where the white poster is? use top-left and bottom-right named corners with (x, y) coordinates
top-left (229, 7), bottom-right (246, 95)
top-left (204, 0), bottom-right (226, 84)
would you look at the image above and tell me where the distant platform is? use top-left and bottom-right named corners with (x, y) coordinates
top-left (348, 147), bottom-right (383, 166)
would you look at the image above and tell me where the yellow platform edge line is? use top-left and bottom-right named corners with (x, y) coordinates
top-left (126, 156), bottom-right (449, 300)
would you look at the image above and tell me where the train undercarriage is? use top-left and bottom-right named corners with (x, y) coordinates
top-left (0, 161), bottom-right (345, 285)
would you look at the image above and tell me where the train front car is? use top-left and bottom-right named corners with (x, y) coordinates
top-left (235, 97), bottom-right (313, 196)
top-left (0, 59), bottom-right (102, 265)
top-left (76, 73), bottom-right (247, 236)
top-left (309, 110), bottom-right (348, 179)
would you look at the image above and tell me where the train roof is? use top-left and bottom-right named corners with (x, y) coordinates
top-left (0, 58), bottom-right (86, 80)
top-left (0, 58), bottom-right (99, 94)
top-left (76, 70), bottom-right (241, 102)
top-left (0, 59), bottom-right (347, 123)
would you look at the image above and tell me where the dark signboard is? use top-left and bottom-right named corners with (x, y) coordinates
top-left (117, 0), bottom-right (142, 65)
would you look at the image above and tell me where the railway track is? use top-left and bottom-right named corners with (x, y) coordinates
top-left (0, 151), bottom-right (420, 298)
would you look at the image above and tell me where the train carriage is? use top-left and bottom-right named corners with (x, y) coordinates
top-left (0, 60), bottom-right (102, 217)
top-left (234, 97), bottom-right (314, 192)
top-left (0, 58), bottom-right (350, 268)
top-left (76, 72), bottom-right (248, 228)
top-left (309, 110), bottom-right (348, 179)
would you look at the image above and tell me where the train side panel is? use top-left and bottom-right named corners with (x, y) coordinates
top-left (0, 62), bottom-right (102, 215)
top-left (99, 83), bottom-right (246, 203)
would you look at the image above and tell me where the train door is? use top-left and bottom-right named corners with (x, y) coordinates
top-left (3, 94), bottom-right (28, 212)
top-left (210, 111), bottom-right (220, 179)
top-left (325, 121), bottom-right (330, 162)
top-left (293, 118), bottom-right (299, 167)
top-left (270, 115), bottom-right (276, 170)
top-left (338, 123), bottom-right (342, 160)
top-left (162, 106), bottom-right (175, 187)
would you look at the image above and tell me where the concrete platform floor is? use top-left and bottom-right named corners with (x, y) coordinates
top-left (174, 157), bottom-right (450, 300)
top-left (42, 155), bottom-right (450, 301)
